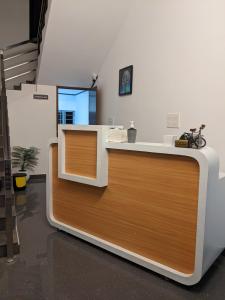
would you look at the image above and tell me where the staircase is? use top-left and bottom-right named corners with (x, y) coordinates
top-left (0, 0), bottom-right (48, 260)
top-left (3, 40), bottom-right (38, 90)
top-left (0, 51), bottom-right (19, 260)
top-left (2, 0), bottom-right (48, 91)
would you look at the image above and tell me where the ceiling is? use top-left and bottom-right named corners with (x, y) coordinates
top-left (37, 0), bottom-right (133, 87)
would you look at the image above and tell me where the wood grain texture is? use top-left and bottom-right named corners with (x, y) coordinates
top-left (52, 145), bottom-right (199, 274)
top-left (65, 130), bottom-right (97, 178)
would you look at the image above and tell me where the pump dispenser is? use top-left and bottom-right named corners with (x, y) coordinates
top-left (127, 121), bottom-right (137, 143)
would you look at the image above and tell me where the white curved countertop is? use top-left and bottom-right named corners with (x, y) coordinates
top-left (106, 141), bottom-right (215, 157)
top-left (48, 125), bottom-right (225, 285)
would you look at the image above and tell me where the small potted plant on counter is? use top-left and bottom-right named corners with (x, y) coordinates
top-left (12, 146), bottom-right (40, 190)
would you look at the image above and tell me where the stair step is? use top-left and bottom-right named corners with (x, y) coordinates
top-left (0, 229), bottom-right (20, 257)
top-left (5, 70), bottom-right (36, 90)
top-left (0, 147), bottom-right (3, 160)
top-left (0, 187), bottom-right (15, 195)
top-left (3, 42), bottom-right (38, 60)
top-left (0, 188), bottom-right (15, 210)
top-left (0, 229), bottom-right (18, 246)
top-left (0, 216), bottom-right (16, 231)
top-left (26, 80), bottom-right (35, 84)
top-left (5, 60), bottom-right (38, 80)
top-left (13, 84), bottom-right (22, 91)
top-left (0, 177), bottom-right (15, 193)
top-left (0, 206), bottom-right (16, 219)
top-left (0, 162), bottom-right (4, 177)
top-left (0, 195), bottom-right (5, 208)
top-left (4, 48), bottom-right (38, 69)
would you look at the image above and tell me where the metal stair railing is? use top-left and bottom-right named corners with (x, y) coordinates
top-left (0, 0), bottom-right (48, 260)
top-left (0, 38), bottom-right (40, 260)
top-left (37, 0), bottom-right (48, 53)
top-left (0, 50), bottom-right (14, 261)
top-left (0, 38), bottom-right (38, 260)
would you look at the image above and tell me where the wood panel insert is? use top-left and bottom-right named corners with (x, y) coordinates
top-left (65, 130), bottom-right (97, 178)
top-left (52, 144), bottom-right (199, 274)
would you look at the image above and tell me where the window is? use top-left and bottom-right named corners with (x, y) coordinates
top-left (58, 110), bottom-right (75, 124)
top-left (58, 111), bottom-right (63, 124)
top-left (65, 111), bottom-right (74, 124)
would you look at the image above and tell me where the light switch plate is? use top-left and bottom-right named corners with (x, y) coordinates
top-left (167, 113), bottom-right (180, 128)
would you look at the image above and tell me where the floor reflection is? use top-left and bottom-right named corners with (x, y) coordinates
top-left (15, 185), bottom-right (39, 221)
top-left (0, 180), bottom-right (225, 300)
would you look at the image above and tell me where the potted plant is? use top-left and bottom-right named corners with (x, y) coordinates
top-left (12, 146), bottom-right (40, 190)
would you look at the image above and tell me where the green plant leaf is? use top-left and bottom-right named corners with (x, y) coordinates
top-left (12, 146), bottom-right (40, 171)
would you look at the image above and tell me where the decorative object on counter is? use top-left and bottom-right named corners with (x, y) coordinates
top-left (12, 146), bottom-right (40, 186)
top-left (108, 128), bottom-right (128, 143)
top-left (175, 140), bottom-right (189, 148)
top-left (119, 65), bottom-right (133, 96)
top-left (127, 121), bottom-right (137, 143)
top-left (176, 124), bottom-right (206, 149)
top-left (163, 135), bottom-right (177, 146)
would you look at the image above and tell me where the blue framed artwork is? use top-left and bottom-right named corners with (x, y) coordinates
top-left (119, 65), bottom-right (133, 96)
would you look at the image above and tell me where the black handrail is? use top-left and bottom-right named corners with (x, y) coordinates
top-left (37, 1), bottom-right (45, 44)
top-left (0, 51), bottom-right (5, 90)
top-left (37, 0), bottom-right (48, 53)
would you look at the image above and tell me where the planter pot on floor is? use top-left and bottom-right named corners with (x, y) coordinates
top-left (13, 173), bottom-right (27, 191)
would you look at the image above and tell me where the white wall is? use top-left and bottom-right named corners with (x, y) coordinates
top-left (98, 0), bottom-right (225, 171)
top-left (37, 0), bottom-right (134, 86)
top-left (75, 92), bottom-right (89, 124)
top-left (0, 0), bottom-right (29, 48)
top-left (7, 84), bottom-right (56, 175)
top-left (58, 94), bottom-right (78, 111)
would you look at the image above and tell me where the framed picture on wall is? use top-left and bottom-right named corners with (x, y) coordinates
top-left (119, 65), bottom-right (133, 96)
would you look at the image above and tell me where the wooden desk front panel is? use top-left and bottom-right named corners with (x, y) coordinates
top-left (65, 130), bottom-right (97, 178)
top-left (52, 145), bottom-right (199, 274)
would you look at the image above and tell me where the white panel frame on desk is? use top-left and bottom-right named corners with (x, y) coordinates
top-left (58, 125), bottom-right (110, 187)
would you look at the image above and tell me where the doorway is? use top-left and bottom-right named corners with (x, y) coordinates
top-left (57, 87), bottom-right (97, 132)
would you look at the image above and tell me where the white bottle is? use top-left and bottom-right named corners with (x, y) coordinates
top-left (127, 121), bottom-right (137, 143)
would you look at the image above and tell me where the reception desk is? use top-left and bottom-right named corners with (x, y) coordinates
top-left (47, 125), bottom-right (225, 285)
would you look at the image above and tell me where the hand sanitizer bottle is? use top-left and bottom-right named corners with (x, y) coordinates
top-left (127, 121), bottom-right (137, 143)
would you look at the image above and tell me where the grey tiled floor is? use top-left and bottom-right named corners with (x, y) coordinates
top-left (0, 179), bottom-right (225, 299)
